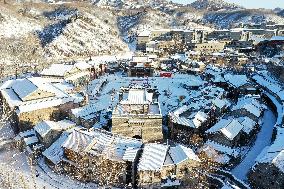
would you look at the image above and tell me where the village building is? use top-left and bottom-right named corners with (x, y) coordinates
top-left (42, 132), bottom-right (70, 171)
top-left (187, 41), bottom-right (226, 55)
top-left (231, 96), bottom-right (264, 122)
top-left (224, 73), bottom-right (259, 100)
top-left (169, 107), bottom-right (211, 146)
top-left (70, 104), bottom-right (101, 129)
top-left (137, 143), bottom-right (200, 189)
top-left (181, 60), bottom-right (206, 74)
top-left (34, 119), bottom-right (76, 148)
top-left (146, 41), bottom-right (161, 54)
top-left (207, 29), bottom-right (251, 41)
top-left (112, 83), bottom-right (163, 142)
top-left (205, 116), bottom-right (258, 148)
top-left (169, 86), bottom-right (229, 146)
top-left (15, 129), bottom-right (44, 164)
top-left (41, 62), bottom-right (92, 86)
top-left (226, 40), bottom-right (254, 51)
top-left (0, 77), bottom-right (83, 132)
top-left (211, 98), bottom-right (231, 116)
top-left (128, 56), bottom-right (154, 77)
top-left (184, 29), bottom-right (209, 44)
top-left (137, 30), bottom-right (151, 51)
top-left (61, 128), bottom-right (143, 188)
top-left (199, 140), bottom-right (240, 165)
top-left (248, 128), bottom-right (284, 189)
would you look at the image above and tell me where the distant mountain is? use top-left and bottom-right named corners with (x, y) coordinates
top-left (278, 10), bottom-right (284, 17)
top-left (94, 0), bottom-right (171, 9)
top-left (203, 9), bottom-right (284, 29)
top-left (274, 8), bottom-right (283, 14)
top-left (190, 0), bottom-right (243, 11)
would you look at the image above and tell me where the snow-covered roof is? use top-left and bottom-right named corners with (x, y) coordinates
top-left (238, 117), bottom-right (256, 134)
top-left (62, 128), bottom-right (95, 153)
top-left (171, 101), bottom-right (210, 128)
top-left (171, 54), bottom-right (187, 62)
top-left (122, 148), bottom-right (140, 162)
top-left (24, 136), bottom-right (39, 146)
top-left (233, 97), bottom-right (263, 118)
top-left (41, 64), bottom-right (73, 77)
top-left (62, 128), bottom-right (142, 161)
top-left (212, 98), bottom-right (231, 109)
top-left (65, 71), bottom-right (90, 82)
top-left (34, 121), bottom-right (57, 138)
top-left (224, 74), bottom-right (249, 88)
top-left (0, 77), bottom-right (83, 114)
top-left (204, 140), bottom-right (240, 158)
top-left (138, 30), bottom-right (151, 37)
top-left (18, 129), bottom-right (36, 138)
top-left (138, 143), bottom-right (199, 171)
top-left (71, 104), bottom-right (98, 121)
top-left (207, 118), bottom-right (243, 141)
top-left (192, 111), bottom-right (209, 128)
top-left (34, 120), bottom-right (76, 138)
top-left (138, 143), bottom-right (169, 171)
top-left (74, 61), bottom-right (92, 70)
top-left (42, 132), bottom-right (70, 164)
top-left (132, 56), bottom-right (151, 63)
top-left (207, 115), bottom-right (258, 140)
top-left (11, 79), bottom-right (38, 100)
top-left (220, 119), bottom-right (243, 141)
top-left (168, 145), bottom-right (200, 164)
top-left (121, 88), bottom-right (152, 105)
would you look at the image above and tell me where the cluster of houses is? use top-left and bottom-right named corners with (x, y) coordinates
top-left (1, 28), bottom-right (283, 188)
top-left (1, 56), bottom-right (275, 188)
top-left (0, 63), bottom-right (206, 188)
top-left (168, 79), bottom-right (265, 166)
top-left (15, 121), bottom-right (201, 188)
top-left (137, 26), bottom-right (284, 54)
top-left (135, 25), bottom-right (284, 74)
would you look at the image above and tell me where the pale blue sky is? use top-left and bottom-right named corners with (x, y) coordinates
top-left (171, 0), bottom-right (284, 9)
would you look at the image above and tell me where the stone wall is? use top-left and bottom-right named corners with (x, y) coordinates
top-left (112, 115), bottom-right (163, 142)
top-left (62, 148), bottom-right (128, 188)
top-left (18, 101), bottom-right (79, 132)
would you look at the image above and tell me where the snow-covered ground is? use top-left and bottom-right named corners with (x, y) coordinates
top-left (231, 108), bottom-right (276, 181)
top-left (0, 7), bottom-right (42, 39)
top-left (0, 123), bottom-right (105, 189)
top-left (87, 74), bottom-right (204, 116)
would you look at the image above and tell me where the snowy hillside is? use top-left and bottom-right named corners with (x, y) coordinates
top-left (41, 11), bottom-right (129, 58)
top-left (0, 7), bottom-right (42, 38)
top-left (94, 0), bottom-right (171, 9)
top-left (190, 0), bottom-right (243, 12)
top-left (203, 10), bottom-right (284, 28)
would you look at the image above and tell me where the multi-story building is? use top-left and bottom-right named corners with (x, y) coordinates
top-left (187, 41), bottom-right (227, 55)
top-left (128, 56), bottom-right (154, 77)
top-left (112, 82), bottom-right (163, 142)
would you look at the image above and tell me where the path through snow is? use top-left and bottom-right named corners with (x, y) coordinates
top-left (231, 109), bottom-right (276, 181)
